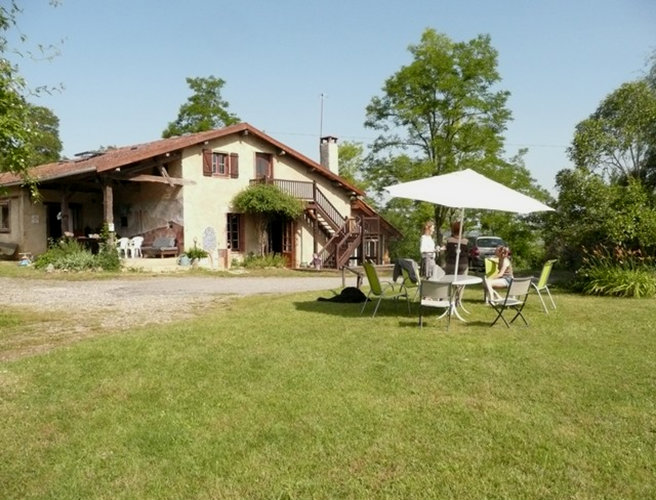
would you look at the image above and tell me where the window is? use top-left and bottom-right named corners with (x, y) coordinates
top-left (255, 152), bottom-right (272, 179)
top-left (202, 150), bottom-right (239, 178)
top-left (227, 213), bottom-right (243, 251)
top-left (0, 200), bottom-right (9, 233)
top-left (212, 153), bottom-right (228, 176)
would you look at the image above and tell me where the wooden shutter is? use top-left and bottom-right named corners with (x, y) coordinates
top-left (229, 153), bottom-right (239, 178)
top-left (202, 149), bottom-right (212, 177)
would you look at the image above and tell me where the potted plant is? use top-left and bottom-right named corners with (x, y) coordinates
top-left (185, 245), bottom-right (209, 267)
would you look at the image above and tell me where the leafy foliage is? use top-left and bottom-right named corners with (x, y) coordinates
top-left (548, 168), bottom-right (656, 269)
top-left (185, 245), bottom-right (209, 260)
top-left (34, 236), bottom-right (120, 272)
top-left (363, 29), bottom-right (513, 235)
top-left (0, 56), bottom-right (33, 177)
top-left (24, 104), bottom-right (62, 166)
top-left (232, 183), bottom-right (304, 256)
top-left (337, 141), bottom-right (369, 192)
top-left (162, 75), bottom-right (240, 138)
top-left (569, 80), bottom-right (656, 187)
top-left (573, 245), bottom-right (656, 297)
top-left (242, 252), bottom-right (287, 268)
top-left (0, 1), bottom-right (61, 184)
top-left (232, 183), bottom-right (303, 219)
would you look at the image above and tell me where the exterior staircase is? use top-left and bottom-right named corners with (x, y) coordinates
top-left (250, 178), bottom-right (366, 269)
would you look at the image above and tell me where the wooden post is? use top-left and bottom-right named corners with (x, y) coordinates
top-left (103, 180), bottom-right (115, 246)
top-left (60, 191), bottom-right (72, 235)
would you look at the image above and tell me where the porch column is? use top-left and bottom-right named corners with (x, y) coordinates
top-left (103, 180), bottom-right (115, 245)
top-left (60, 192), bottom-right (71, 235)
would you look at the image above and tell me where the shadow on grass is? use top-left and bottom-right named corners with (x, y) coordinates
top-left (293, 296), bottom-right (498, 331)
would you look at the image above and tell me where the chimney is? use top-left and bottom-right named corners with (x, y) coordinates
top-left (319, 136), bottom-right (339, 175)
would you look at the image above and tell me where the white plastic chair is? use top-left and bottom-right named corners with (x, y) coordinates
top-left (129, 236), bottom-right (144, 258)
top-left (116, 237), bottom-right (130, 258)
top-left (418, 280), bottom-right (453, 329)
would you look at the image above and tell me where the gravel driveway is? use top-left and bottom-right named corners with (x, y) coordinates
top-left (1, 275), bottom-right (348, 360)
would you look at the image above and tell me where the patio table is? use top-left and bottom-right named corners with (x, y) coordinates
top-left (434, 274), bottom-right (483, 322)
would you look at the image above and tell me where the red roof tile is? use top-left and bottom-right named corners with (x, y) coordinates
top-left (0, 123), bottom-right (364, 196)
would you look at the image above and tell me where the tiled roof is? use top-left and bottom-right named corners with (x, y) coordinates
top-left (0, 123), bottom-right (364, 196)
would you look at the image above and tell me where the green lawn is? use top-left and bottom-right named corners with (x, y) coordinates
top-left (1, 286), bottom-right (655, 499)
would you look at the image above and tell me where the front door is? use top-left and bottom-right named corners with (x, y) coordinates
top-left (46, 203), bottom-right (82, 240)
top-left (268, 218), bottom-right (294, 267)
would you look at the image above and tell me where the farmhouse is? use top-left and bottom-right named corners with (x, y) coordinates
top-left (0, 123), bottom-right (399, 268)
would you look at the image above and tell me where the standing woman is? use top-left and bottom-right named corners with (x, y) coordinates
top-left (419, 221), bottom-right (438, 279)
top-left (485, 245), bottom-right (513, 300)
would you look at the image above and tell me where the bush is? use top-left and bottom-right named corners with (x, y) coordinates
top-left (95, 242), bottom-right (121, 271)
top-left (185, 246), bottom-right (209, 260)
top-left (573, 245), bottom-right (656, 297)
top-left (242, 253), bottom-right (287, 269)
top-left (34, 236), bottom-right (120, 272)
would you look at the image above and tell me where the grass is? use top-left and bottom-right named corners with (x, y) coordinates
top-left (1, 282), bottom-right (655, 499)
top-left (0, 260), bottom-right (339, 280)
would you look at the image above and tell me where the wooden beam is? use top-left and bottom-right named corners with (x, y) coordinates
top-left (158, 165), bottom-right (174, 187)
top-left (124, 174), bottom-right (193, 186)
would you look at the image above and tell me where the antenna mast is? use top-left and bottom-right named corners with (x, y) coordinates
top-left (319, 93), bottom-right (326, 139)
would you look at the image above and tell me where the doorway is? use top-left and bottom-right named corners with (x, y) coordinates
top-left (267, 217), bottom-right (293, 267)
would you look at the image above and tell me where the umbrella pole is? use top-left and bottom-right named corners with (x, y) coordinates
top-left (453, 207), bottom-right (465, 279)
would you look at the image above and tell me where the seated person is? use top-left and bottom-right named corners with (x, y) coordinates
top-left (443, 220), bottom-right (469, 275)
top-left (484, 245), bottom-right (513, 301)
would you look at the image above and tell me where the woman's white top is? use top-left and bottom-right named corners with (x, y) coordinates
top-left (420, 234), bottom-right (436, 254)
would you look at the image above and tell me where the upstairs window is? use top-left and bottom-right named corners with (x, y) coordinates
top-left (203, 150), bottom-right (239, 178)
top-left (213, 153), bottom-right (228, 176)
top-left (0, 200), bottom-right (9, 233)
top-left (255, 152), bottom-right (272, 179)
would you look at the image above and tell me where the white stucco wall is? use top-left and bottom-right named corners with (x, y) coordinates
top-left (180, 135), bottom-right (353, 268)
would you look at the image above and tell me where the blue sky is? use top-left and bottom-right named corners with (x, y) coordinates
top-left (9, 0), bottom-right (656, 194)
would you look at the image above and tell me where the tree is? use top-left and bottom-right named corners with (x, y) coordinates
top-left (25, 104), bottom-right (61, 166)
top-left (0, 57), bottom-right (32, 177)
top-left (337, 141), bottom-right (368, 192)
top-left (547, 167), bottom-right (656, 269)
top-left (232, 184), bottom-right (304, 256)
top-left (162, 76), bottom-right (240, 138)
top-left (0, 101), bottom-right (61, 173)
top-left (363, 29), bottom-right (513, 239)
top-left (1, 1), bottom-right (61, 183)
top-left (568, 80), bottom-right (656, 186)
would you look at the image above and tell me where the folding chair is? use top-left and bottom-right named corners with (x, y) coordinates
top-left (489, 276), bottom-right (533, 327)
top-left (532, 259), bottom-right (557, 313)
top-left (361, 260), bottom-right (410, 317)
top-left (399, 260), bottom-right (422, 302)
top-left (418, 280), bottom-right (453, 330)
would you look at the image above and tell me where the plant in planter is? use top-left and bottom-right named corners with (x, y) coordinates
top-left (185, 246), bottom-right (209, 261)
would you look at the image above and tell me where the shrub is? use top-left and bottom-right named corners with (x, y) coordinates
top-left (185, 246), bottom-right (209, 260)
top-left (573, 245), bottom-right (656, 297)
top-left (95, 242), bottom-right (121, 271)
top-left (242, 252), bottom-right (287, 269)
top-left (34, 236), bottom-right (120, 272)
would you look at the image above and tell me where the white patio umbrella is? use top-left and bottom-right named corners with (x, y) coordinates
top-left (384, 168), bottom-right (554, 278)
